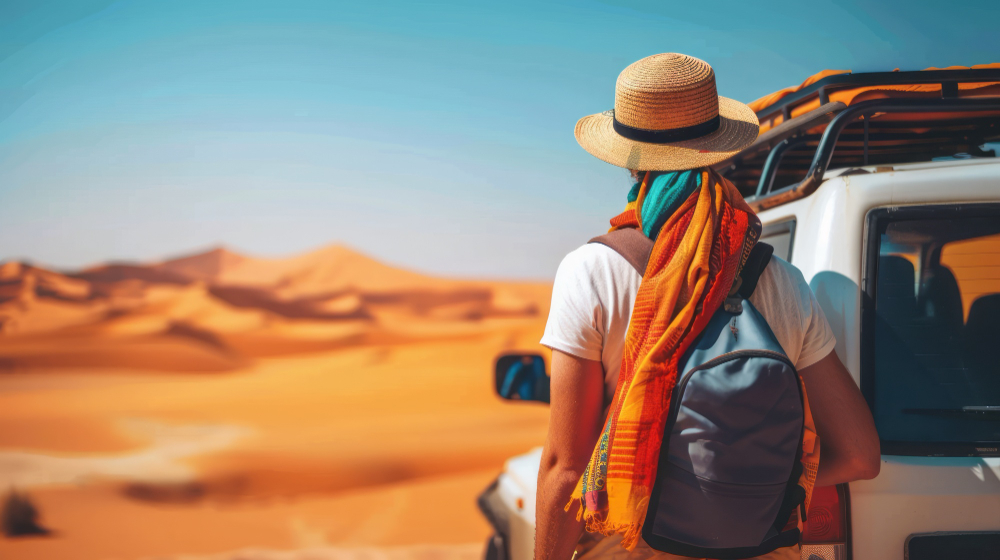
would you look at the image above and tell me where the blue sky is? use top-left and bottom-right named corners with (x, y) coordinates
top-left (1, 0), bottom-right (997, 278)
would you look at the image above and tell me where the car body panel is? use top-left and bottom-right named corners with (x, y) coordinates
top-left (494, 448), bottom-right (541, 560)
top-left (757, 158), bottom-right (1000, 559)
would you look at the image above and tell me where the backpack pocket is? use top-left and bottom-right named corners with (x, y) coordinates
top-left (649, 462), bottom-right (790, 548)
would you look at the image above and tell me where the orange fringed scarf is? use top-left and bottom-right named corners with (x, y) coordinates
top-left (568, 168), bottom-right (762, 550)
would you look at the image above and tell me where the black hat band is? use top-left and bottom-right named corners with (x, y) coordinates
top-left (612, 114), bottom-right (721, 144)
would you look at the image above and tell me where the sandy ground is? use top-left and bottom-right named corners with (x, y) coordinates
top-left (3, 472), bottom-right (497, 560)
top-left (0, 247), bottom-right (553, 560)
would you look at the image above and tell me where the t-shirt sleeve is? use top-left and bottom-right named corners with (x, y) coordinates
top-left (540, 248), bottom-right (605, 362)
top-left (792, 267), bottom-right (838, 370)
top-left (753, 258), bottom-right (838, 370)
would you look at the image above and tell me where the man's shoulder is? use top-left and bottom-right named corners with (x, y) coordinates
top-left (758, 255), bottom-right (807, 291)
top-left (752, 256), bottom-right (811, 307)
top-left (557, 242), bottom-right (642, 280)
top-left (752, 255), bottom-right (812, 316)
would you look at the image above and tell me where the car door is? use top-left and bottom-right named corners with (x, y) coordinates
top-left (849, 204), bottom-right (1000, 559)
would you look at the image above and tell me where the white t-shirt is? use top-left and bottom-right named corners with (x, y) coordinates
top-left (541, 243), bottom-right (837, 405)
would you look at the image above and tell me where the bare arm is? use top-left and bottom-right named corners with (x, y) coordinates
top-left (799, 350), bottom-right (881, 486)
top-left (535, 350), bottom-right (605, 560)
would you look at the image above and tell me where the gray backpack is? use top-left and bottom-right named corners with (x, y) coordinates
top-left (590, 228), bottom-right (808, 559)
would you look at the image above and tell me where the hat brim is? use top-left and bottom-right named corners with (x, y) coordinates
top-left (574, 96), bottom-right (760, 171)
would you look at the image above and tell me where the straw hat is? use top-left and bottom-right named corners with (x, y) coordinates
top-left (575, 53), bottom-right (759, 171)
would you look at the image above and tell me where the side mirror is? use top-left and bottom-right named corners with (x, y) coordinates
top-left (494, 353), bottom-right (550, 404)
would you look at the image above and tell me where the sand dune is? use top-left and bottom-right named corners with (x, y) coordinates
top-left (0, 245), bottom-right (546, 371)
top-left (154, 245), bottom-right (449, 296)
top-left (0, 245), bottom-right (553, 560)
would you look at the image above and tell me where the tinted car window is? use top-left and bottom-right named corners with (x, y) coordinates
top-left (871, 215), bottom-right (1000, 451)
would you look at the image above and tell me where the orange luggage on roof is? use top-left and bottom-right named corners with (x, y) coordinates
top-left (751, 63), bottom-right (1000, 134)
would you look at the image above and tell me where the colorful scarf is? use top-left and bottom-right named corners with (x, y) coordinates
top-left (568, 168), bottom-right (761, 550)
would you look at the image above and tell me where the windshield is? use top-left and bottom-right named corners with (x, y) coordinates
top-left (870, 210), bottom-right (1000, 454)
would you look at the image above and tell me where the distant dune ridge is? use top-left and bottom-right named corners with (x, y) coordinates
top-left (0, 245), bottom-right (547, 372)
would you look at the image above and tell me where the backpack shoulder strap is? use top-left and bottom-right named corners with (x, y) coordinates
top-left (589, 227), bottom-right (654, 276)
top-left (588, 230), bottom-right (774, 299)
top-left (737, 242), bottom-right (774, 300)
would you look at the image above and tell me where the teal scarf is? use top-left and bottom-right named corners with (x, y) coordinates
top-left (626, 170), bottom-right (702, 240)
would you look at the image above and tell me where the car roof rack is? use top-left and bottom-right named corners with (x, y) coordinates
top-left (753, 68), bottom-right (1000, 125)
top-left (716, 68), bottom-right (1000, 212)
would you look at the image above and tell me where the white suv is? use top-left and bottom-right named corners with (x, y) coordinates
top-left (480, 68), bottom-right (1000, 560)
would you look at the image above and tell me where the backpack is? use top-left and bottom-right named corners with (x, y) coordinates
top-left (589, 228), bottom-right (816, 559)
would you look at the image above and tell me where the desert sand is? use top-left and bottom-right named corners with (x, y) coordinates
top-left (0, 245), bottom-right (553, 560)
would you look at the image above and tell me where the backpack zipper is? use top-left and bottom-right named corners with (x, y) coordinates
top-left (671, 349), bottom-right (795, 409)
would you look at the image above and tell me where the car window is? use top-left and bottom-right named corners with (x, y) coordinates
top-left (868, 210), bottom-right (1000, 455)
top-left (761, 219), bottom-right (795, 262)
